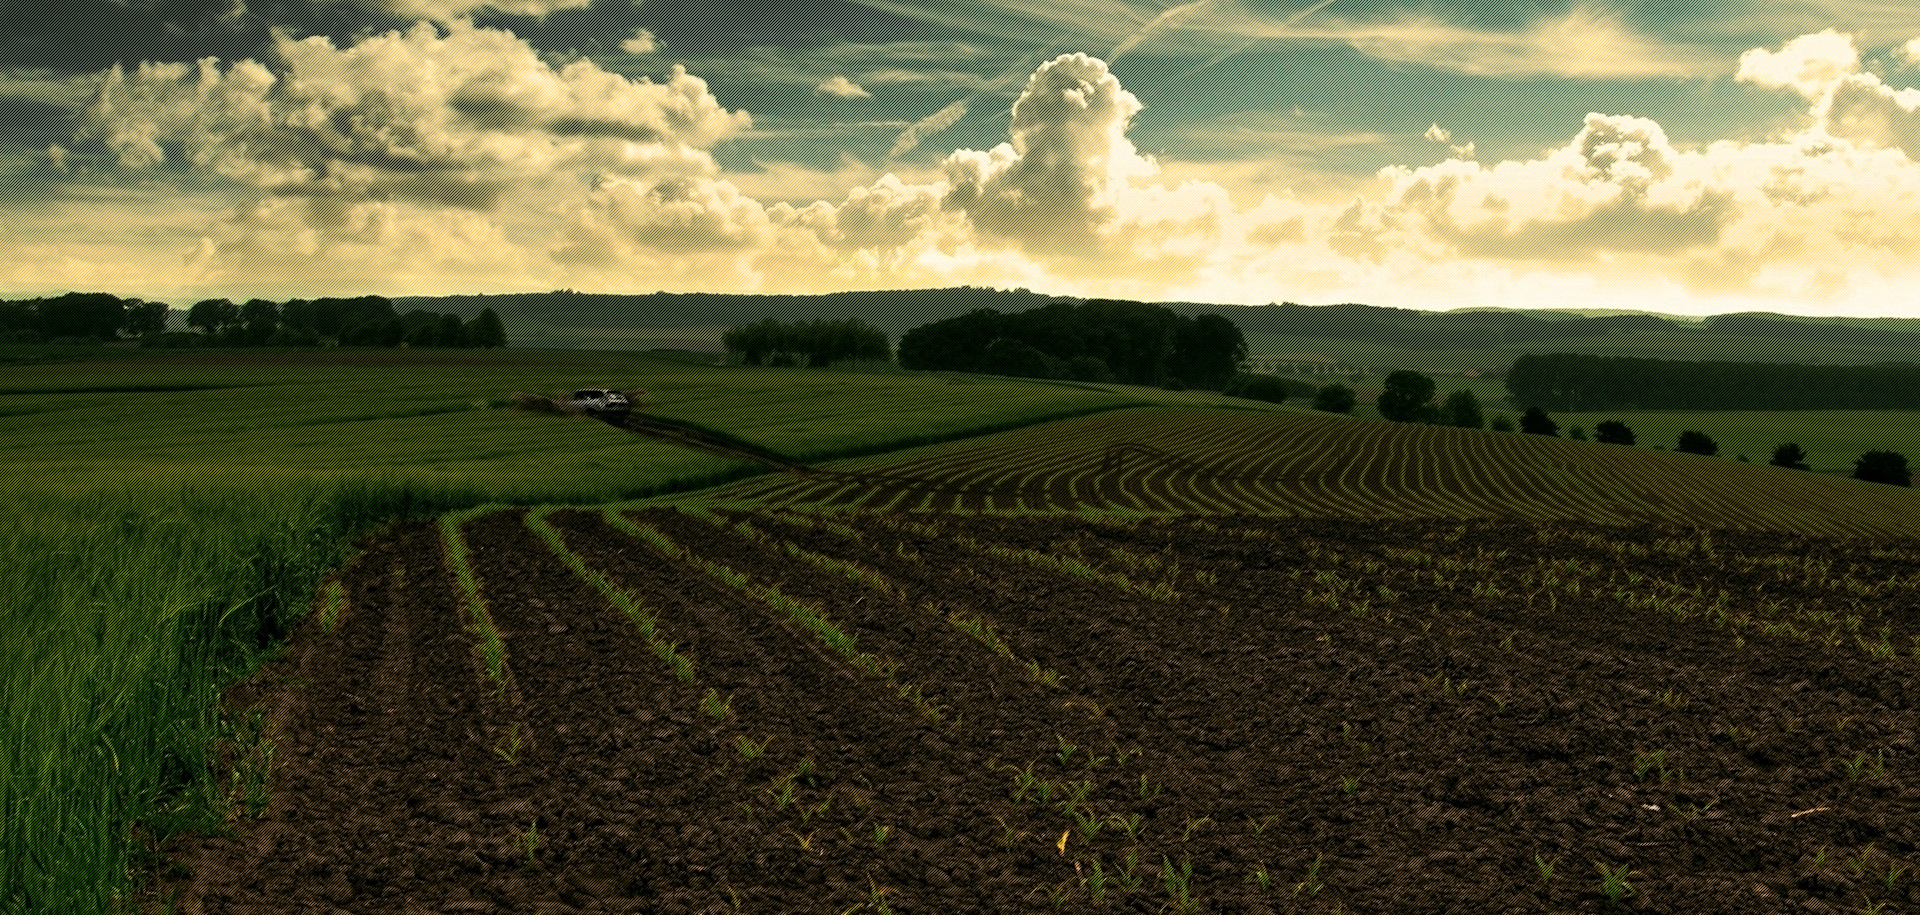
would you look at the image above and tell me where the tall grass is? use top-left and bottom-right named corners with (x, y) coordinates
top-left (0, 473), bottom-right (481, 914)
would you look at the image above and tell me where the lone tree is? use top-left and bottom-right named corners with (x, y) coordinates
top-left (1854, 450), bottom-right (1912, 487)
top-left (1594, 419), bottom-right (1636, 445)
top-left (1440, 389), bottom-right (1484, 429)
top-left (1769, 442), bottom-right (1811, 470)
top-left (1313, 382), bottom-right (1357, 414)
top-left (1519, 406), bottom-right (1559, 436)
top-left (1377, 370), bottom-right (1437, 423)
top-left (1676, 430), bottom-right (1719, 456)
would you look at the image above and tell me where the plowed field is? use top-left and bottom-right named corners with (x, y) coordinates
top-left (165, 507), bottom-right (1920, 914)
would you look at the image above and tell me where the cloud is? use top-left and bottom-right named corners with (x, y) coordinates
top-left (371, 0), bottom-right (591, 20)
top-left (941, 53), bottom-right (1155, 251)
top-left (75, 20), bottom-right (750, 199)
top-left (186, 194), bottom-right (530, 292)
top-left (1738, 30), bottom-right (1920, 159)
top-left (1737, 29), bottom-right (1860, 98)
top-left (815, 75), bottom-right (871, 98)
top-left (888, 98), bottom-right (968, 157)
top-left (37, 31), bottom-right (1920, 317)
top-left (619, 28), bottom-right (659, 55)
top-left (1236, 6), bottom-right (1724, 79)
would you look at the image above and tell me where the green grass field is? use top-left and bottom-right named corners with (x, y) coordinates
top-left (1551, 410), bottom-right (1920, 475)
top-left (1243, 331), bottom-right (1920, 375)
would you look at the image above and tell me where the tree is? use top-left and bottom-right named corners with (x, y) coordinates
top-left (1222, 373), bottom-right (1289, 404)
top-left (1377, 370), bottom-right (1436, 423)
top-left (1568, 426), bottom-right (1588, 441)
top-left (1313, 383), bottom-right (1357, 414)
top-left (1519, 406), bottom-right (1558, 436)
top-left (1769, 442), bottom-right (1811, 470)
top-left (1489, 414), bottom-right (1516, 432)
top-left (1853, 450), bottom-right (1912, 487)
top-left (187, 298), bottom-right (237, 335)
top-left (122, 300), bottom-right (171, 337)
top-left (1594, 419), bottom-right (1635, 445)
top-left (465, 308), bottom-right (508, 348)
top-left (1169, 313), bottom-right (1247, 390)
top-left (1439, 389), bottom-right (1484, 429)
top-left (37, 292), bottom-right (129, 339)
top-left (1676, 430), bottom-right (1719, 456)
top-left (239, 298), bottom-right (280, 326)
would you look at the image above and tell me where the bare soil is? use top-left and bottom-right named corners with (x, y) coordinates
top-left (163, 510), bottom-right (1920, 914)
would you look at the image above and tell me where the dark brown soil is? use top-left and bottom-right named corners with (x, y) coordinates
top-left (165, 510), bottom-right (1920, 914)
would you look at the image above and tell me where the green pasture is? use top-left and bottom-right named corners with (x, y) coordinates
top-left (2, 347), bottom-right (1250, 914)
top-left (1243, 331), bottom-right (1920, 376)
top-left (1551, 409), bottom-right (1920, 475)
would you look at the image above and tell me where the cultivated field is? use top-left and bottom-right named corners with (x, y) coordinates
top-left (0, 349), bottom-right (1233, 914)
top-left (704, 408), bottom-right (1920, 538)
top-left (9, 350), bottom-right (1920, 913)
top-left (169, 501), bottom-right (1920, 913)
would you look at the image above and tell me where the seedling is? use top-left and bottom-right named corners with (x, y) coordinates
top-left (1595, 862), bottom-right (1635, 905)
top-left (1294, 853), bottom-right (1325, 897)
top-left (1138, 774), bottom-right (1163, 801)
top-left (1181, 815), bottom-right (1212, 842)
top-left (1340, 775), bottom-right (1360, 795)
top-left (1840, 750), bottom-right (1886, 780)
top-left (1161, 856), bottom-right (1198, 914)
top-left (871, 824), bottom-right (891, 845)
top-left (1247, 864), bottom-right (1271, 891)
top-left (700, 688), bottom-right (733, 721)
top-left (798, 798), bottom-right (831, 826)
top-left (769, 774), bottom-right (797, 808)
top-left (1848, 843), bottom-right (1875, 877)
top-left (1116, 848), bottom-right (1145, 890)
top-left (1108, 811), bottom-right (1143, 841)
top-left (1056, 735), bottom-right (1078, 765)
top-left (735, 734), bottom-right (771, 761)
top-left (1534, 853), bottom-right (1556, 885)
top-left (1886, 860), bottom-right (1909, 892)
top-left (1654, 688), bottom-right (1687, 710)
top-left (1082, 859), bottom-right (1109, 902)
top-left (517, 819), bottom-right (541, 869)
top-left (1632, 749), bottom-right (1675, 783)
top-left (493, 723), bottom-right (524, 766)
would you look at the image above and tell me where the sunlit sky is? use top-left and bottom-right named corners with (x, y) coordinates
top-left (5, 0), bottom-right (1920, 316)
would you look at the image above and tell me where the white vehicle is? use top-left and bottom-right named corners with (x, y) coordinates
top-left (564, 388), bottom-right (631, 417)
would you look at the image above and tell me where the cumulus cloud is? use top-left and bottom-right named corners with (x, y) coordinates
top-left (619, 28), bottom-right (659, 55)
top-left (1738, 30), bottom-right (1920, 160)
top-left (45, 33), bottom-right (1920, 315)
top-left (76, 20), bottom-right (750, 202)
top-left (815, 75), bottom-right (871, 98)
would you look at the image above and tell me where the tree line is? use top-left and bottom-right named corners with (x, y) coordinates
top-left (896, 299), bottom-right (1247, 390)
top-left (719, 317), bottom-right (890, 367)
top-left (1506, 353), bottom-right (1920, 411)
top-left (0, 292), bottom-right (505, 348)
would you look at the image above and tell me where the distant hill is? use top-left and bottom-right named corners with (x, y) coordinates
top-left (401, 289), bottom-right (1920, 369)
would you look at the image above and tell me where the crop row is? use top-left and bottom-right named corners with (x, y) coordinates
top-left (702, 407), bottom-right (1920, 538)
top-left (405, 503), bottom-right (1920, 912)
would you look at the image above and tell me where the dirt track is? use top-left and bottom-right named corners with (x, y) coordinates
top-left (166, 510), bottom-right (1920, 913)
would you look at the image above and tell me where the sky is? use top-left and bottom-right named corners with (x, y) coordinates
top-left (5, 1), bottom-right (1920, 317)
